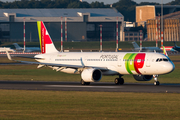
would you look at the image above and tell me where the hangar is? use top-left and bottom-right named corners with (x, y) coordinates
top-left (0, 8), bottom-right (124, 42)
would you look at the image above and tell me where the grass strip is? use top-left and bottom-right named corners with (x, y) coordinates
top-left (2, 41), bottom-right (180, 51)
top-left (0, 90), bottom-right (180, 120)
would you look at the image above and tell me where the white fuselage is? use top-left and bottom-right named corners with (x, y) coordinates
top-left (35, 52), bottom-right (175, 76)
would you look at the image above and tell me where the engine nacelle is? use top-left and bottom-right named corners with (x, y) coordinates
top-left (133, 75), bottom-right (153, 81)
top-left (81, 68), bottom-right (102, 82)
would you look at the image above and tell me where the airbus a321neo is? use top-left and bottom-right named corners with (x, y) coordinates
top-left (6, 21), bottom-right (175, 86)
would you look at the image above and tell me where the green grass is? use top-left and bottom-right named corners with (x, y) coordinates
top-left (0, 90), bottom-right (180, 120)
top-left (2, 41), bottom-right (180, 51)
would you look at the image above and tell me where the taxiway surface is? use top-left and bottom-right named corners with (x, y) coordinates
top-left (0, 81), bottom-right (180, 93)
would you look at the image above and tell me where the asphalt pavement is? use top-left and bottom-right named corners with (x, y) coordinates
top-left (0, 81), bottom-right (179, 93)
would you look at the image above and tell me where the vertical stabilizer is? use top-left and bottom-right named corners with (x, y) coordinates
top-left (13, 43), bottom-right (22, 50)
top-left (132, 42), bottom-right (140, 48)
top-left (174, 41), bottom-right (177, 47)
top-left (37, 21), bottom-right (58, 54)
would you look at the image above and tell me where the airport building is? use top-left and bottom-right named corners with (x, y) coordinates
top-left (136, 5), bottom-right (180, 27)
top-left (123, 31), bottom-right (141, 41)
top-left (136, 5), bottom-right (180, 42)
top-left (146, 11), bottom-right (180, 42)
top-left (0, 8), bottom-right (124, 42)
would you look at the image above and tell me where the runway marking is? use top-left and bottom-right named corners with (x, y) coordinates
top-left (45, 85), bottom-right (123, 89)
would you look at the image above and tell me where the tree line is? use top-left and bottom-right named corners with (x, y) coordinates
top-left (0, 0), bottom-right (179, 22)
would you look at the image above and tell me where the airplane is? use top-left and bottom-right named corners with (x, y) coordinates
top-left (132, 41), bottom-right (162, 52)
top-left (0, 47), bottom-right (15, 52)
top-left (6, 21), bottom-right (175, 86)
top-left (172, 42), bottom-right (180, 52)
top-left (160, 46), bottom-right (175, 52)
top-left (13, 43), bottom-right (41, 52)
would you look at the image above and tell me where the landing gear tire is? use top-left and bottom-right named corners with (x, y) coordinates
top-left (153, 75), bottom-right (160, 86)
top-left (81, 79), bottom-right (90, 85)
top-left (115, 78), bottom-right (119, 85)
top-left (119, 78), bottom-right (124, 85)
top-left (114, 78), bottom-right (124, 85)
top-left (154, 81), bottom-right (160, 86)
top-left (85, 82), bottom-right (90, 85)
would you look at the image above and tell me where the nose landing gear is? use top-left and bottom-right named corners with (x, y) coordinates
top-left (153, 75), bottom-right (160, 86)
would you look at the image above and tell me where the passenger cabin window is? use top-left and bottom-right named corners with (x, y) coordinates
top-left (137, 59), bottom-right (141, 62)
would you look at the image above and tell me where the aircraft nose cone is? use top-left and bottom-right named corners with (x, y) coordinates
top-left (165, 62), bottom-right (175, 74)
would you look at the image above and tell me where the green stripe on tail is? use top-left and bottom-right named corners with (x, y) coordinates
top-left (37, 21), bottom-right (42, 52)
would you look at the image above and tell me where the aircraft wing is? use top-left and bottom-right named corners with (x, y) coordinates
top-left (14, 60), bottom-right (107, 70)
top-left (6, 51), bottom-right (108, 71)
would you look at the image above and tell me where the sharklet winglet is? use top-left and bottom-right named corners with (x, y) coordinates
top-left (163, 46), bottom-right (168, 56)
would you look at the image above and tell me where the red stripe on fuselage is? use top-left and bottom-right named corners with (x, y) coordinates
top-left (134, 53), bottom-right (145, 74)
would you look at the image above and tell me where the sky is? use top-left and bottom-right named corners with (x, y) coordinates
top-left (85, 0), bottom-right (173, 4)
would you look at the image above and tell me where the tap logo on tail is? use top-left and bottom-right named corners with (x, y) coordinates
top-left (37, 21), bottom-right (58, 54)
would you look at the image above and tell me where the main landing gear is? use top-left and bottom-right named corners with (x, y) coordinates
top-left (153, 75), bottom-right (160, 86)
top-left (114, 75), bottom-right (124, 85)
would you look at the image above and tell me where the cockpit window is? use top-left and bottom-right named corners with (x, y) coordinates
top-left (163, 58), bottom-right (168, 61)
top-left (156, 58), bottom-right (169, 62)
top-left (156, 58), bottom-right (159, 62)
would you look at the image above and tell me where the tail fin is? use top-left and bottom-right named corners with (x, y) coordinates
top-left (132, 42), bottom-right (140, 48)
top-left (37, 21), bottom-right (58, 54)
top-left (174, 41), bottom-right (177, 47)
top-left (13, 43), bottom-right (22, 49)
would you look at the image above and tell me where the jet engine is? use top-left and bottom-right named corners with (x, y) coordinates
top-left (133, 75), bottom-right (153, 81)
top-left (81, 68), bottom-right (102, 82)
